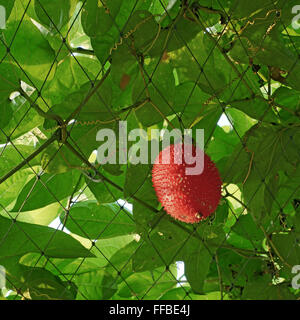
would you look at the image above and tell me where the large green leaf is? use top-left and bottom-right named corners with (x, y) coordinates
top-left (12, 170), bottom-right (82, 212)
top-left (117, 266), bottom-right (177, 299)
top-left (86, 174), bottom-right (123, 204)
top-left (0, 62), bottom-right (20, 129)
top-left (159, 287), bottom-right (224, 300)
top-left (1, 257), bottom-right (76, 300)
top-left (230, 4), bottom-right (300, 92)
top-left (172, 32), bottom-right (258, 101)
top-left (44, 78), bottom-right (114, 127)
top-left (242, 275), bottom-right (296, 300)
top-left (60, 201), bottom-right (135, 239)
top-left (0, 145), bottom-right (42, 210)
top-left (124, 163), bottom-right (150, 199)
top-left (184, 244), bottom-right (213, 294)
top-left (170, 81), bottom-right (223, 140)
top-left (272, 232), bottom-right (300, 267)
top-left (82, 0), bottom-right (136, 64)
top-left (132, 61), bottom-right (176, 127)
top-left (132, 215), bottom-right (225, 273)
top-left (0, 215), bottom-right (94, 258)
top-left (273, 86), bottom-right (300, 124)
top-left (0, 144), bottom-right (41, 176)
top-left (0, 95), bottom-right (43, 144)
top-left (0, 169), bottom-right (34, 211)
top-left (42, 55), bottom-right (102, 106)
top-left (81, 0), bottom-right (123, 38)
top-left (223, 124), bottom-right (300, 184)
top-left (229, 97), bottom-right (278, 123)
top-left (0, 18), bottom-right (56, 86)
top-left (34, 0), bottom-right (77, 31)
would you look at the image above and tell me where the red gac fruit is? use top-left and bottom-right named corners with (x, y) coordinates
top-left (152, 143), bottom-right (222, 224)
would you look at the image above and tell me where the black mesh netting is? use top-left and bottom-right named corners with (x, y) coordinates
top-left (0, 0), bottom-right (300, 300)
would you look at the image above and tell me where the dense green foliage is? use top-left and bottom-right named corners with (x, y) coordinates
top-left (0, 0), bottom-right (300, 300)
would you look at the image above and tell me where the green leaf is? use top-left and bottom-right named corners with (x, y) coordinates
top-left (230, 9), bottom-right (300, 92)
top-left (111, 44), bottom-right (138, 92)
top-left (172, 32), bottom-right (257, 101)
top-left (145, 13), bottom-right (201, 57)
top-left (272, 232), bottom-right (300, 267)
top-left (44, 79), bottom-right (114, 125)
top-left (20, 234), bottom-right (135, 277)
top-left (0, 169), bottom-right (33, 210)
top-left (0, 145), bottom-right (42, 210)
top-left (41, 142), bottom-right (78, 174)
top-left (273, 87), bottom-right (300, 124)
top-left (223, 124), bottom-right (300, 185)
top-left (0, 215), bottom-right (94, 259)
top-left (117, 266), bottom-right (177, 299)
top-left (75, 269), bottom-right (118, 300)
top-left (230, 0), bottom-right (268, 18)
top-left (242, 275), bottom-right (296, 300)
top-left (0, 95), bottom-right (43, 144)
top-left (3, 202), bottom-right (63, 226)
top-left (0, 62), bottom-right (21, 129)
top-left (99, 240), bottom-right (141, 299)
top-left (232, 214), bottom-right (264, 245)
top-left (82, 0), bottom-right (122, 37)
top-left (124, 164), bottom-right (150, 199)
top-left (86, 175), bottom-right (123, 204)
top-left (273, 165), bottom-right (300, 215)
top-left (184, 244), bottom-right (213, 294)
top-left (132, 215), bottom-right (196, 272)
top-left (0, 144), bottom-right (41, 175)
top-left (132, 176), bottom-right (159, 235)
top-left (226, 108), bottom-right (256, 137)
top-left (121, 10), bottom-right (160, 55)
top-left (171, 82), bottom-right (223, 139)
top-left (1, 257), bottom-right (77, 300)
top-left (43, 55), bottom-right (102, 106)
top-left (213, 200), bottom-right (229, 225)
top-left (0, 18), bottom-right (56, 85)
top-left (60, 201), bottom-right (135, 239)
top-left (229, 97), bottom-right (278, 123)
top-left (132, 61), bottom-right (176, 127)
top-left (159, 287), bottom-right (224, 300)
top-left (41, 122), bottom-right (116, 174)
top-left (34, 0), bottom-right (76, 31)
top-left (208, 248), bottom-right (267, 290)
top-left (243, 169), bottom-right (267, 222)
top-left (207, 126), bottom-right (240, 163)
top-left (12, 170), bottom-right (82, 212)
top-left (82, 0), bottom-right (136, 64)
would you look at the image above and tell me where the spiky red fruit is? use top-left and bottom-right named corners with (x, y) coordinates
top-left (152, 143), bottom-right (222, 224)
